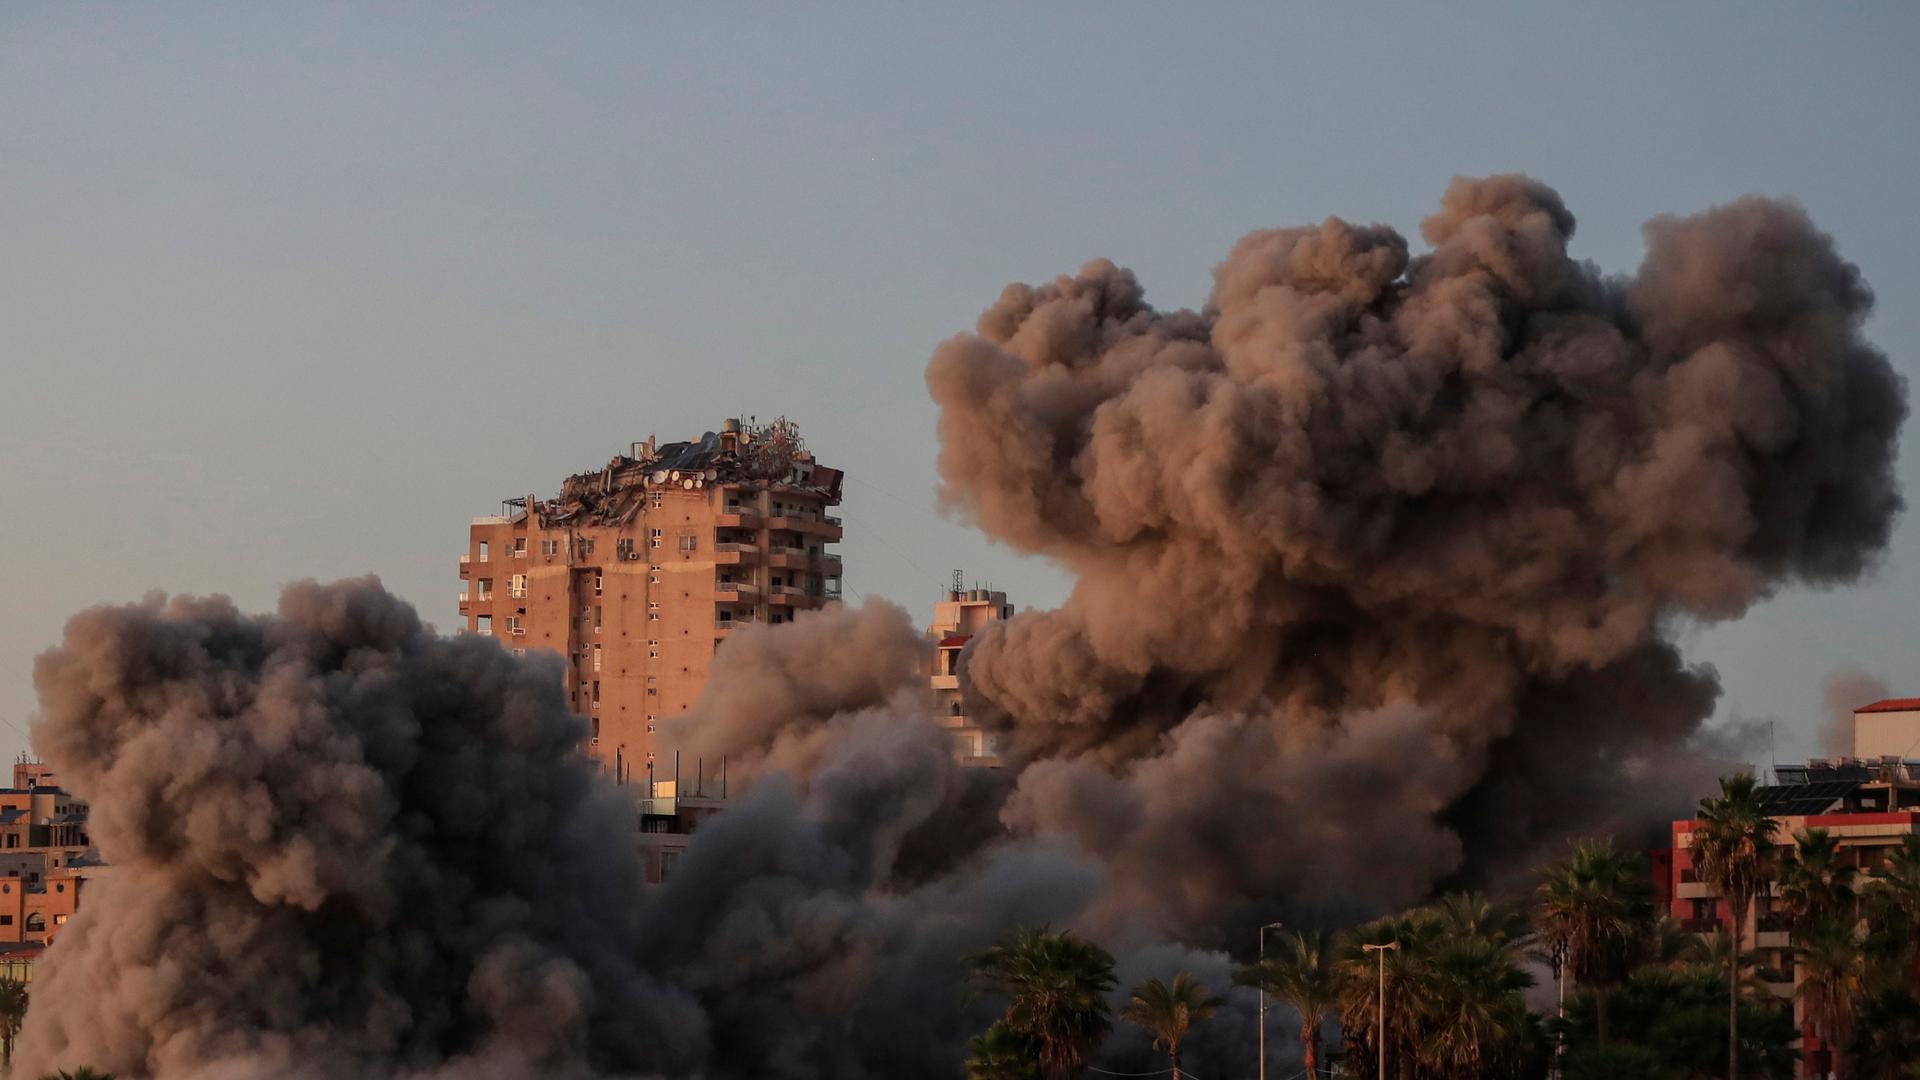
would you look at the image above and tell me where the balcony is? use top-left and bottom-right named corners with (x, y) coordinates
top-left (714, 616), bottom-right (756, 637)
top-left (765, 546), bottom-right (810, 570)
top-left (931, 673), bottom-right (960, 691)
top-left (715, 508), bottom-right (762, 529)
top-left (766, 515), bottom-right (843, 541)
top-left (767, 586), bottom-right (824, 609)
top-left (715, 580), bottom-right (759, 602)
top-left (813, 554), bottom-right (843, 575)
top-left (459, 554), bottom-right (472, 564)
top-left (712, 542), bottom-right (761, 566)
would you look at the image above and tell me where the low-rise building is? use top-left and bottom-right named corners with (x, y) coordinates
top-left (0, 759), bottom-right (100, 949)
top-left (1666, 696), bottom-right (1920, 1078)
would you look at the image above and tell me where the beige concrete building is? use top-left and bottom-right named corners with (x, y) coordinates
top-left (1852, 697), bottom-right (1920, 760)
top-left (929, 584), bottom-right (1015, 766)
top-left (460, 418), bottom-right (843, 783)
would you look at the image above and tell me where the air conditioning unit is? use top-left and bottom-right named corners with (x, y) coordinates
top-left (511, 628), bottom-right (526, 636)
top-left (626, 552), bottom-right (643, 561)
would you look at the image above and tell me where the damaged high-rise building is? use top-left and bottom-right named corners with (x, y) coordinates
top-left (459, 418), bottom-right (844, 782)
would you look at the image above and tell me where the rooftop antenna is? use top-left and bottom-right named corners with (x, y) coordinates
top-left (1768, 720), bottom-right (1776, 786)
top-left (951, 569), bottom-right (964, 594)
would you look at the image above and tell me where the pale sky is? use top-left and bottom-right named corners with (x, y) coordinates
top-left (3, 3), bottom-right (1916, 770)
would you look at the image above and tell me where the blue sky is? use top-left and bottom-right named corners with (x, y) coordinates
top-left (2, 3), bottom-right (1915, 767)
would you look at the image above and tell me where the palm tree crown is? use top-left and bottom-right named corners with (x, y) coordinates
top-left (972, 927), bottom-right (1117, 1079)
top-left (1778, 828), bottom-right (1859, 930)
top-left (1119, 972), bottom-right (1220, 1080)
top-left (1236, 930), bottom-right (1340, 1078)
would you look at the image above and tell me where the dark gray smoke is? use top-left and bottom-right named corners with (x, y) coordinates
top-left (927, 174), bottom-right (1906, 932)
top-left (16, 580), bottom-right (705, 1079)
top-left (16, 175), bottom-right (1904, 1078)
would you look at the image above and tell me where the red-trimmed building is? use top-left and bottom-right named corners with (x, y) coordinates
top-left (1664, 697), bottom-right (1920, 1078)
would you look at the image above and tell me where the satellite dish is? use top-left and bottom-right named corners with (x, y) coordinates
top-left (704, 469), bottom-right (718, 481)
top-left (682, 479), bottom-right (695, 489)
top-left (651, 471), bottom-right (667, 484)
top-left (670, 470), bottom-right (682, 481)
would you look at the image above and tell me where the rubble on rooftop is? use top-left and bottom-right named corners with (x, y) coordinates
top-left (513, 417), bottom-right (842, 528)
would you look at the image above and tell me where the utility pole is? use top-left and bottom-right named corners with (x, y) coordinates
top-left (1257, 922), bottom-right (1283, 1080)
top-left (1363, 942), bottom-right (1398, 1080)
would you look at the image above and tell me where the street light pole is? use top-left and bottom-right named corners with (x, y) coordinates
top-left (1363, 942), bottom-right (1398, 1080)
top-left (1258, 922), bottom-right (1283, 1080)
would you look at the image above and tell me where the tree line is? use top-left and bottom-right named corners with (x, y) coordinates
top-left (965, 775), bottom-right (1920, 1079)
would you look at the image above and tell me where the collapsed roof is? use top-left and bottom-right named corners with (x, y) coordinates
top-left (515, 418), bottom-right (843, 528)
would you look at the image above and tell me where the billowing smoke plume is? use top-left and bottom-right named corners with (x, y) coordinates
top-left (17, 581), bottom-right (706, 1079)
top-left (927, 174), bottom-right (1906, 933)
top-left (1822, 667), bottom-right (1891, 757)
top-left (16, 175), bottom-right (1904, 1078)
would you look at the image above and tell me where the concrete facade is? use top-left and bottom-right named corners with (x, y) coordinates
top-left (1853, 698), bottom-right (1920, 760)
top-left (460, 418), bottom-right (843, 783)
top-left (928, 586), bottom-right (1014, 766)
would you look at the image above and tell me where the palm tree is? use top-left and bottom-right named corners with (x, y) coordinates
top-left (1688, 928), bottom-right (1773, 1001)
top-left (1435, 892), bottom-right (1532, 951)
top-left (1236, 930), bottom-right (1342, 1078)
top-left (0, 977), bottom-right (27, 1069)
top-left (1864, 834), bottom-right (1920, 995)
top-left (1338, 915), bottom-right (1435, 1076)
top-left (1692, 773), bottom-right (1779, 1080)
top-left (1798, 918), bottom-right (1869, 1080)
top-left (966, 1022), bottom-right (1043, 1080)
top-left (1421, 936), bottom-right (1536, 1078)
top-left (42, 1071), bottom-right (116, 1080)
top-left (1849, 989), bottom-right (1920, 1080)
top-left (972, 927), bottom-right (1117, 1079)
top-left (1778, 829), bottom-right (1859, 931)
top-left (1534, 838), bottom-right (1654, 1044)
top-left (1119, 972), bottom-right (1221, 1080)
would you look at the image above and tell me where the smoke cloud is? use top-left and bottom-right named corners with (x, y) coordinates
top-left (16, 175), bottom-right (1904, 1078)
top-left (1822, 667), bottom-right (1892, 757)
top-left (927, 174), bottom-right (1905, 932)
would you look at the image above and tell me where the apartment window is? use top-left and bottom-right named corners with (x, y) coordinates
top-left (659, 850), bottom-right (679, 882)
top-left (717, 609), bottom-right (733, 623)
top-left (511, 648), bottom-right (526, 657)
top-left (646, 676), bottom-right (657, 696)
top-left (592, 644), bottom-right (603, 672)
top-left (0, 915), bottom-right (11, 926)
top-left (648, 641), bottom-right (660, 658)
top-left (771, 575), bottom-right (784, 588)
top-left (770, 614), bottom-right (785, 625)
top-left (646, 716), bottom-right (657, 733)
top-left (649, 573), bottom-right (661, 584)
top-left (55, 913), bottom-right (67, 925)
top-left (514, 537), bottom-right (528, 556)
top-left (24, 915), bottom-right (42, 933)
top-left (591, 680), bottom-right (600, 707)
top-left (505, 615), bottom-right (523, 636)
top-left (679, 533), bottom-right (698, 553)
top-left (475, 615), bottom-right (493, 634)
top-left (617, 537), bottom-right (636, 559)
top-left (459, 582), bottom-right (469, 600)
top-left (510, 574), bottom-right (527, 599)
top-left (542, 539), bottom-right (561, 557)
top-left (594, 571), bottom-right (604, 596)
top-left (593, 606), bottom-right (602, 632)
top-left (580, 537), bottom-right (595, 555)
top-left (650, 528), bottom-right (664, 549)
top-left (477, 578), bottom-right (493, 599)
top-left (477, 541), bottom-right (489, 562)
top-left (649, 492), bottom-right (663, 509)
